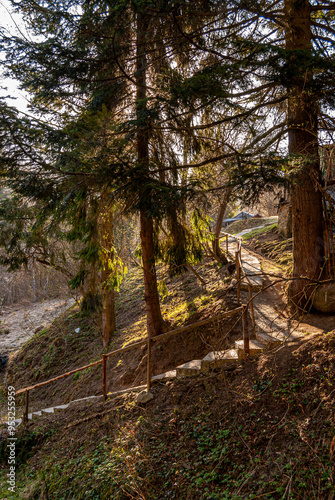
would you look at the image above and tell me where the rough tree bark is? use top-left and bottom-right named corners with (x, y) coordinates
top-left (212, 186), bottom-right (233, 263)
top-left (285, 0), bottom-right (325, 307)
top-left (99, 203), bottom-right (116, 348)
top-left (137, 11), bottom-right (165, 337)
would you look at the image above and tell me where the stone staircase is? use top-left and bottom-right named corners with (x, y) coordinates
top-left (10, 330), bottom-right (281, 428)
top-left (171, 329), bottom-right (281, 377)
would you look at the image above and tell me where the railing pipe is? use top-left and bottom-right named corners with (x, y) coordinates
top-left (242, 304), bottom-right (250, 360)
top-left (102, 354), bottom-right (107, 401)
top-left (236, 251), bottom-right (241, 304)
top-left (147, 338), bottom-right (152, 391)
top-left (16, 358), bottom-right (103, 395)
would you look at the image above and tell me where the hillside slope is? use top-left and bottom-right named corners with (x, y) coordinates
top-left (1, 257), bottom-right (240, 421)
top-left (1, 330), bottom-right (335, 499)
top-left (1, 241), bottom-right (335, 499)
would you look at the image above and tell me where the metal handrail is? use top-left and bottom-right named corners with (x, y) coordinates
top-left (16, 231), bottom-right (257, 425)
top-left (16, 306), bottom-right (245, 424)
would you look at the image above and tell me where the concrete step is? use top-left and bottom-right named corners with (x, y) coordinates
top-left (201, 349), bottom-right (238, 372)
top-left (241, 276), bottom-right (263, 291)
top-left (235, 339), bottom-right (265, 360)
top-left (26, 411), bottom-right (43, 420)
top-left (255, 331), bottom-right (281, 349)
top-left (54, 404), bottom-right (70, 412)
top-left (41, 407), bottom-right (54, 414)
top-left (176, 360), bottom-right (202, 377)
top-left (152, 370), bottom-right (177, 382)
top-left (106, 385), bottom-right (147, 398)
top-left (69, 395), bottom-right (102, 406)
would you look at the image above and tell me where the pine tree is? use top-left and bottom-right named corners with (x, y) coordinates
top-left (0, 0), bottom-right (214, 336)
top-left (2, 0), bottom-right (335, 316)
top-left (160, 0), bottom-right (335, 307)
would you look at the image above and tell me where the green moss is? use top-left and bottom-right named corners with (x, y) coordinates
top-left (242, 223), bottom-right (278, 240)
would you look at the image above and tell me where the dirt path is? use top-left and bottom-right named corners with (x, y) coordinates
top-left (0, 297), bottom-right (75, 354)
top-left (228, 234), bottom-right (334, 342)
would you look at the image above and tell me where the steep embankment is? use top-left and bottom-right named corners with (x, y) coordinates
top-left (1, 330), bottom-right (335, 499)
top-left (1, 231), bottom-right (335, 499)
top-left (0, 257), bottom-right (241, 421)
top-left (0, 298), bottom-right (75, 355)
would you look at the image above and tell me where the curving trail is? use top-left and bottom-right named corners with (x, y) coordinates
top-left (226, 228), bottom-right (332, 343)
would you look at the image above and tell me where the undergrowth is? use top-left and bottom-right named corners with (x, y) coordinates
top-left (243, 226), bottom-right (292, 272)
top-left (242, 223), bottom-right (278, 240)
top-left (1, 331), bottom-right (335, 499)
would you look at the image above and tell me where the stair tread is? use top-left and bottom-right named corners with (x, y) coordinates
top-left (70, 395), bottom-right (102, 404)
top-left (202, 349), bottom-right (238, 361)
top-left (176, 360), bottom-right (202, 377)
top-left (235, 339), bottom-right (264, 349)
top-left (176, 360), bottom-right (202, 370)
top-left (41, 407), bottom-right (54, 414)
top-left (256, 332), bottom-right (281, 346)
top-left (152, 370), bottom-right (177, 381)
top-left (106, 385), bottom-right (147, 398)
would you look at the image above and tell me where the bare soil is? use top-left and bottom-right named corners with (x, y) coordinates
top-left (0, 297), bottom-right (75, 355)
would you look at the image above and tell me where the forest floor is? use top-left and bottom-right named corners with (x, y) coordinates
top-left (0, 254), bottom-right (243, 423)
top-left (0, 222), bottom-right (334, 499)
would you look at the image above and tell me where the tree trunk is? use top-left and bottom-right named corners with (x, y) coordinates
top-left (99, 198), bottom-right (116, 348)
top-left (101, 271), bottom-right (115, 348)
top-left (212, 186), bottom-right (232, 263)
top-left (137, 11), bottom-right (165, 337)
top-left (285, 0), bottom-right (324, 308)
top-left (140, 210), bottom-right (165, 337)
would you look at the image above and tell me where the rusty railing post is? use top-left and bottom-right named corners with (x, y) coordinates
top-left (147, 337), bottom-right (152, 391)
top-left (242, 304), bottom-right (250, 360)
top-left (248, 284), bottom-right (256, 334)
top-left (23, 390), bottom-right (29, 425)
top-left (235, 250), bottom-right (241, 304)
top-left (102, 354), bottom-right (107, 401)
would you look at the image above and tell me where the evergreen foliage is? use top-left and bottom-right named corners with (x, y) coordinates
top-left (0, 0), bottom-right (335, 314)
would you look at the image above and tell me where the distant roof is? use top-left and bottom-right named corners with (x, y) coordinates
top-left (223, 212), bottom-right (254, 224)
top-left (234, 211), bottom-right (254, 219)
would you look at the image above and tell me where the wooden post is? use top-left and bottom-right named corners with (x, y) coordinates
top-left (236, 251), bottom-right (241, 304)
top-left (23, 390), bottom-right (29, 425)
top-left (147, 338), bottom-right (152, 391)
top-left (242, 304), bottom-right (250, 360)
top-left (102, 355), bottom-right (107, 402)
top-left (248, 284), bottom-right (256, 334)
top-left (226, 234), bottom-right (228, 254)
